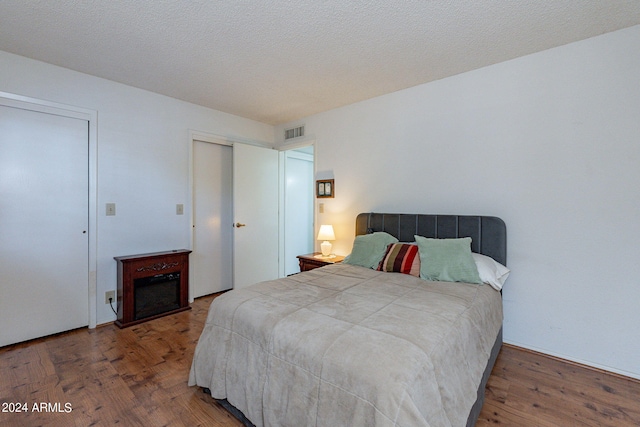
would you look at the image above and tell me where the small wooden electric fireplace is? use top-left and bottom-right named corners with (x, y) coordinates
top-left (114, 249), bottom-right (191, 328)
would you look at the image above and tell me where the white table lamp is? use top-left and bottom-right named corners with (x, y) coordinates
top-left (317, 225), bottom-right (335, 257)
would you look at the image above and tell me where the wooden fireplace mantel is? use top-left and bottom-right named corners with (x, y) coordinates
top-left (114, 249), bottom-right (191, 328)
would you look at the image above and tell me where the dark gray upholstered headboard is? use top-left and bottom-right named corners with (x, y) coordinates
top-left (355, 213), bottom-right (507, 266)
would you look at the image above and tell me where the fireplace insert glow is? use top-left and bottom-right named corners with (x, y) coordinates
top-left (134, 272), bottom-right (181, 320)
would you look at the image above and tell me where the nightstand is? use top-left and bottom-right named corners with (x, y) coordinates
top-left (297, 253), bottom-right (345, 272)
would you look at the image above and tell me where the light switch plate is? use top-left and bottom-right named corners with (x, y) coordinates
top-left (106, 203), bottom-right (116, 216)
top-left (176, 204), bottom-right (184, 215)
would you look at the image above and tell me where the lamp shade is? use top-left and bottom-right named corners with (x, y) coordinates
top-left (317, 224), bottom-right (335, 241)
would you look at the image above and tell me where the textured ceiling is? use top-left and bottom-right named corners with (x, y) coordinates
top-left (1, 1), bottom-right (639, 125)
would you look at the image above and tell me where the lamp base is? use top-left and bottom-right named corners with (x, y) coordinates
top-left (320, 240), bottom-right (332, 257)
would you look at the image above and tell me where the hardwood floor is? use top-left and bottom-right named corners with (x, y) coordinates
top-left (0, 294), bottom-right (238, 427)
top-left (1, 293), bottom-right (639, 426)
top-left (478, 345), bottom-right (640, 426)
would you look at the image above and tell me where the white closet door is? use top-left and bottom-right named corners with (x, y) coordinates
top-left (192, 140), bottom-right (233, 297)
top-left (0, 105), bottom-right (89, 347)
top-left (233, 143), bottom-right (279, 289)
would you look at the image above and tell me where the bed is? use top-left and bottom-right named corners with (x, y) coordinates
top-left (189, 213), bottom-right (507, 427)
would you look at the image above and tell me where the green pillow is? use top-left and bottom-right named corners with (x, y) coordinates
top-left (344, 232), bottom-right (399, 269)
top-left (414, 236), bottom-right (482, 284)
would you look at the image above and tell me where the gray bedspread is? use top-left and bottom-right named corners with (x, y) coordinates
top-left (189, 263), bottom-right (502, 427)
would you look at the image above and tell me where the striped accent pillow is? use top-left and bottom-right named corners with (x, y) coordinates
top-left (377, 243), bottom-right (420, 276)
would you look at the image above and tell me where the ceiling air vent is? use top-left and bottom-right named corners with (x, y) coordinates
top-left (284, 125), bottom-right (304, 140)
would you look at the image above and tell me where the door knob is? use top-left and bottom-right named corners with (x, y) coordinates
top-left (235, 222), bottom-right (246, 228)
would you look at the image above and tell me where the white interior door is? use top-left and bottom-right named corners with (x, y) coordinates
top-left (0, 104), bottom-right (89, 347)
top-left (233, 143), bottom-right (279, 289)
top-left (283, 149), bottom-right (314, 275)
top-left (192, 140), bottom-right (233, 298)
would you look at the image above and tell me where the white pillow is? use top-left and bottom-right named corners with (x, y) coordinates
top-left (472, 253), bottom-right (510, 291)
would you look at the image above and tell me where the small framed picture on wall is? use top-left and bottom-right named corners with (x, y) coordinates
top-left (316, 179), bottom-right (334, 198)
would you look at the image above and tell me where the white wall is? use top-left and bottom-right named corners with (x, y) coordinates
top-left (276, 25), bottom-right (640, 379)
top-left (0, 50), bottom-right (274, 325)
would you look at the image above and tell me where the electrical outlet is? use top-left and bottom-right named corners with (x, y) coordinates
top-left (105, 290), bottom-right (115, 304)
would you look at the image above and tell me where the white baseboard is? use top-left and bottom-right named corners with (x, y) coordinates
top-left (503, 339), bottom-right (640, 382)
